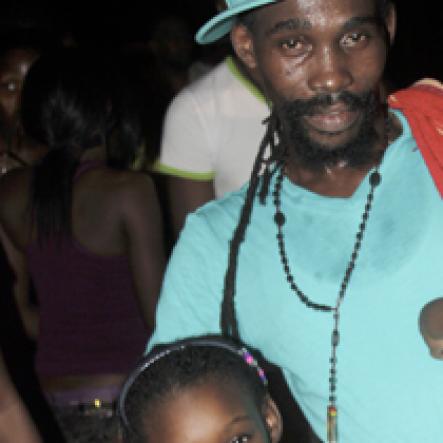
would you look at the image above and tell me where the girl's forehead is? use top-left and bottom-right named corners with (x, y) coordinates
top-left (144, 381), bottom-right (265, 443)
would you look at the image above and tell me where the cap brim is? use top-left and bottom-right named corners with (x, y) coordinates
top-left (196, 0), bottom-right (276, 45)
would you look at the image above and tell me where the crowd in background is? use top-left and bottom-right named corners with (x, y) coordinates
top-left (0, 12), bottom-right (217, 442)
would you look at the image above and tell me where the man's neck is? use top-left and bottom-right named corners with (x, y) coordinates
top-left (285, 160), bottom-right (373, 197)
top-left (284, 112), bottom-right (402, 197)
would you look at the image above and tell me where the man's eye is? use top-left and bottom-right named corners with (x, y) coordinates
top-left (279, 38), bottom-right (308, 55)
top-left (341, 32), bottom-right (368, 48)
top-left (282, 39), bottom-right (300, 49)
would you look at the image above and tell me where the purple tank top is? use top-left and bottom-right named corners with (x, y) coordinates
top-left (27, 161), bottom-right (148, 377)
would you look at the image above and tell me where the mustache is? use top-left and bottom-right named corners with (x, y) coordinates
top-left (280, 90), bottom-right (377, 118)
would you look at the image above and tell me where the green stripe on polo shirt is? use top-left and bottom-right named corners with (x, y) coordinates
top-left (226, 56), bottom-right (268, 104)
top-left (153, 161), bottom-right (215, 181)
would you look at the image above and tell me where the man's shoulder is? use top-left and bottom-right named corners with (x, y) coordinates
top-left (183, 186), bottom-right (247, 237)
top-left (197, 185), bottom-right (246, 214)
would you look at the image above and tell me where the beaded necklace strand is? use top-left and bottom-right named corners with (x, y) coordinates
top-left (272, 117), bottom-right (390, 443)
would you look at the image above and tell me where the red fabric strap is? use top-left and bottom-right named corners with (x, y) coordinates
top-left (388, 79), bottom-right (443, 197)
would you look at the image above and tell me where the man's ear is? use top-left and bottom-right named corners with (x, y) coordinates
top-left (262, 395), bottom-right (283, 443)
top-left (385, 3), bottom-right (397, 45)
top-left (230, 24), bottom-right (257, 70)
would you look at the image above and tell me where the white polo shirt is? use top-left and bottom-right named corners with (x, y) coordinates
top-left (155, 56), bottom-right (270, 198)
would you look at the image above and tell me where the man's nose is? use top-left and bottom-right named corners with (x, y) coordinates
top-left (308, 45), bottom-right (353, 95)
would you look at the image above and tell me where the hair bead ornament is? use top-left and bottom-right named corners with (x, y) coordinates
top-left (239, 348), bottom-right (268, 385)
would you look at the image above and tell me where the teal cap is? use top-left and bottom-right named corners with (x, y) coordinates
top-left (196, 0), bottom-right (276, 45)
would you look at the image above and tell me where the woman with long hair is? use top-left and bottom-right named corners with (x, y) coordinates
top-left (0, 48), bottom-right (166, 442)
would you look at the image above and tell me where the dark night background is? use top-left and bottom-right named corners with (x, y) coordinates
top-left (0, 0), bottom-right (442, 87)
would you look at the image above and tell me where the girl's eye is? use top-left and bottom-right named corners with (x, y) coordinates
top-left (230, 434), bottom-right (251, 443)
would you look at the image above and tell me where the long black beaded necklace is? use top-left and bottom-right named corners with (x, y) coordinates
top-left (273, 128), bottom-right (387, 443)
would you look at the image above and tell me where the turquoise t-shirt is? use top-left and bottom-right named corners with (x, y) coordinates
top-left (150, 111), bottom-right (443, 443)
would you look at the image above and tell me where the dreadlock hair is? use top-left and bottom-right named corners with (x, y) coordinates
top-left (20, 47), bottom-right (142, 243)
top-left (222, 0), bottom-right (395, 339)
top-left (118, 335), bottom-right (269, 443)
top-left (221, 112), bottom-right (285, 337)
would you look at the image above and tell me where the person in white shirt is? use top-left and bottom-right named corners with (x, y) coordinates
top-left (155, 55), bottom-right (269, 235)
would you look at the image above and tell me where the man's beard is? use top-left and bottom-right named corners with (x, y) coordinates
top-left (278, 90), bottom-right (382, 171)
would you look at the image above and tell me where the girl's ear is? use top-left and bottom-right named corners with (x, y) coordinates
top-left (262, 395), bottom-right (283, 443)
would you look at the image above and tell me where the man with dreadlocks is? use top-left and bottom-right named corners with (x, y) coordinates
top-left (149, 0), bottom-right (443, 442)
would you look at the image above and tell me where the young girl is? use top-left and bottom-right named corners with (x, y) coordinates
top-left (118, 335), bottom-right (283, 443)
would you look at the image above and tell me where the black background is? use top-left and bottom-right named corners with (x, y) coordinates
top-left (0, 0), bottom-right (441, 87)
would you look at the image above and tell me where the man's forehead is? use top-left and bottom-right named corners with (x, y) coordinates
top-left (216, 0), bottom-right (280, 10)
top-left (251, 0), bottom-right (379, 31)
top-left (196, 0), bottom-right (382, 44)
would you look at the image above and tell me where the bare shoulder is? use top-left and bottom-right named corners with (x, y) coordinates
top-left (0, 168), bottom-right (33, 248)
top-left (0, 167), bottom-right (31, 196)
top-left (0, 168), bottom-right (32, 217)
top-left (102, 170), bottom-right (163, 235)
top-left (99, 169), bottom-right (159, 208)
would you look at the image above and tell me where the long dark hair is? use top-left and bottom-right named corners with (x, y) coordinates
top-left (20, 48), bottom-right (142, 242)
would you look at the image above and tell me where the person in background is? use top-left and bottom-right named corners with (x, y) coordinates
top-left (0, 38), bottom-right (49, 174)
top-left (155, 52), bottom-right (269, 237)
top-left (0, 236), bottom-right (64, 442)
top-left (119, 335), bottom-right (283, 443)
top-left (149, 0), bottom-right (443, 442)
top-left (116, 48), bottom-right (175, 169)
top-left (149, 15), bottom-right (197, 96)
top-left (0, 48), bottom-right (165, 442)
top-left (0, 36), bottom-right (53, 341)
top-left (0, 34), bottom-right (66, 442)
top-left (0, 350), bottom-right (42, 443)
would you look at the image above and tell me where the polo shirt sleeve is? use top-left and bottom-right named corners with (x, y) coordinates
top-left (147, 208), bottom-right (226, 351)
top-left (154, 88), bottom-right (215, 181)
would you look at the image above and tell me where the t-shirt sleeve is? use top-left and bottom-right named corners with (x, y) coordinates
top-left (155, 88), bottom-right (215, 180)
top-left (147, 209), bottom-right (226, 351)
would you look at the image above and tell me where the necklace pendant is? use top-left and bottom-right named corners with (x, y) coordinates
top-left (369, 170), bottom-right (381, 187)
top-left (327, 404), bottom-right (338, 443)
